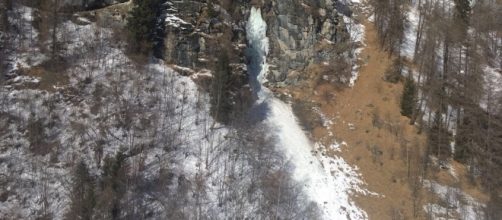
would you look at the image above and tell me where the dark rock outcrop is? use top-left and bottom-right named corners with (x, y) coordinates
top-left (161, 0), bottom-right (252, 122)
top-left (262, 0), bottom-right (351, 83)
top-left (161, 0), bottom-right (352, 86)
top-left (162, 0), bottom-right (249, 70)
top-left (60, 0), bottom-right (127, 11)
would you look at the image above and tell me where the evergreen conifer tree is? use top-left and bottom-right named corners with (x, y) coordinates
top-left (66, 161), bottom-right (96, 220)
top-left (428, 111), bottom-right (451, 159)
top-left (127, 0), bottom-right (163, 54)
top-left (210, 51), bottom-right (232, 123)
top-left (454, 0), bottom-right (471, 23)
top-left (400, 77), bottom-right (417, 118)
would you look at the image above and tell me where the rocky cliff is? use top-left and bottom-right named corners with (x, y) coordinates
top-left (162, 1), bottom-right (249, 70)
top-left (61, 0), bottom-right (128, 10)
top-left (162, 0), bottom-right (352, 86)
top-left (16, 0), bottom-right (128, 11)
top-left (263, 0), bottom-right (349, 83)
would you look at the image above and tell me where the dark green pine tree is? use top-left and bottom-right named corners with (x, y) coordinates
top-left (454, 0), bottom-right (471, 23)
top-left (210, 51), bottom-right (233, 124)
top-left (400, 77), bottom-right (417, 118)
top-left (95, 151), bottom-right (128, 220)
top-left (66, 161), bottom-right (96, 220)
top-left (454, 109), bottom-right (477, 163)
top-left (127, 0), bottom-right (163, 54)
top-left (453, 0), bottom-right (471, 39)
top-left (427, 111), bottom-right (451, 159)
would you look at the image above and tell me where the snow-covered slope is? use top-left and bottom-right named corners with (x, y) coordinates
top-left (246, 8), bottom-right (369, 220)
top-left (0, 3), bottom-right (314, 219)
top-left (423, 180), bottom-right (485, 220)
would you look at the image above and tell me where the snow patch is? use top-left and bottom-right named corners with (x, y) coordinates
top-left (342, 3), bottom-right (366, 87)
top-left (403, 4), bottom-right (419, 60)
top-left (423, 179), bottom-right (485, 220)
top-left (246, 7), bottom-right (369, 219)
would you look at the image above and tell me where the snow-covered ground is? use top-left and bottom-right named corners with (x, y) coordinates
top-left (0, 3), bottom-right (300, 219)
top-left (403, 0), bottom-right (501, 120)
top-left (336, 0), bottom-right (367, 87)
top-left (402, 4), bottom-right (419, 60)
top-left (246, 8), bottom-right (369, 220)
top-left (397, 2), bottom-right (495, 219)
top-left (4, 5), bottom-right (48, 75)
top-left (344, 14), bottom-right (366, 87)
top-left (0, 29), bottom-right (232, 217)
top-left (481, 66), bottom-right (502, 110)
top-left (423, 180), bottom-right (485, 220)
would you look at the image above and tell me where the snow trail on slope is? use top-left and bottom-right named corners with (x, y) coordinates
top-left (246, 8), bottom-right (367, 220)
top-left (403, 4), bottom-right (419, 60)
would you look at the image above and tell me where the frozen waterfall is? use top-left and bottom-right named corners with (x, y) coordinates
top-left (245, 7), bottom-right (368, 220)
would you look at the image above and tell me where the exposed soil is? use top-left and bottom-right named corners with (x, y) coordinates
top-left (277, 16), bottom-right (488, 219)
top-left (326, 19), bottom-right (426, 219)
top-left (17, 61), bottom-right (70, 92)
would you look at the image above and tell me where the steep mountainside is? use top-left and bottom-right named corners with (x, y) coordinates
top-left (0, 0), bottom-right (500, 219)
top-left (0, 0), bottom-right (367, 219)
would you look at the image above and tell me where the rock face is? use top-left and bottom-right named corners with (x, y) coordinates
top-left (60, 0), bottom-right (126, 10)
top-left (161, 0), bottom-right (252, 118)
top-left (161, 0), bottom-right (351, 85)
top-left (162, 1), bottom-right (249, 69)
top-left (263, 0), bottom-right (350, 83)
top-left (162, 1), bottom-right (204, 68)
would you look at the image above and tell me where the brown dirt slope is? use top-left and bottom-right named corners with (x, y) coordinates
top-left (278, 18), bottom-right (427, 218)
top-left (280, 15), bottom-right (489, 218)
top-left (325, 20), bottom-right (424, 219)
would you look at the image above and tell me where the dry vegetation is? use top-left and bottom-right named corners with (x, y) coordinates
top-left (278, 18), bottom-right (489, 219)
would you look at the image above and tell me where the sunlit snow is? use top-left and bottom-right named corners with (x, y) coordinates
top-left (246, 7), bottom-right (369, 220)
